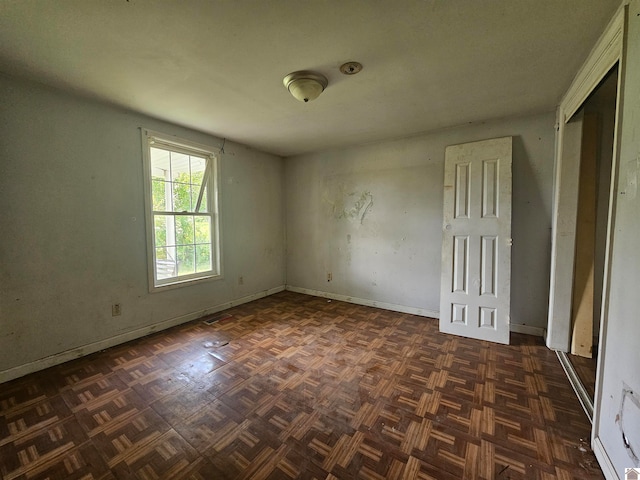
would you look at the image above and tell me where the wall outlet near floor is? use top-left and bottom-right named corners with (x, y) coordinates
top-left (112, 303), bottom-right (122, 316)
top-left (327, 272), bottom-right (332, 282)
top-left (238, 276), bottom-right (244, 285)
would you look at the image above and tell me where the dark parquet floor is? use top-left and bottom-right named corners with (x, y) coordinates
top-left (0, 291), bottom-right (603, 479)
top-left (567, 353), bottom-right (597, 401)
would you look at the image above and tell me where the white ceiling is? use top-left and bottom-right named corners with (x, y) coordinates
top-left (0, 0), bottom-right (621, 157)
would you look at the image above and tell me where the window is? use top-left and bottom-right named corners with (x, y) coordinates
top-left (142, 130), bottom-right (221, 289)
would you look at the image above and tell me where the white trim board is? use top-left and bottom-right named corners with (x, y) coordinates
top-left (592, 436), bottom-right (618, 480)
top-left (561, 8), bottom-right (624, 122)
top-left (547, 4), bottom-right (625, 352)
top-left (285, 285), bottom-right (439, 318)
top-left (0, 285), bottom-right (285, 384)
top-left (510, 323), bottom-right (546, 338)
top-left (286, 285), bottom-right (546, 337)
top-left (2, 283), bottom-right (547, 384)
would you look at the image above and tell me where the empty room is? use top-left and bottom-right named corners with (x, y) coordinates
top-left (1, 1), bottom-right (639, 479)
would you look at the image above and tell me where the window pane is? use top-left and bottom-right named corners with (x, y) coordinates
top-left (175, 216), bottom-right (194, 245)
top-left (170, 152), bottom-right (190, 182)
top-left (154, 215), bottom-right (175, 248)
top-left (152, 179), bottom-right (170, 211)
top-left (191, 156), bottom-right (206, 185)
top-left (173, 182), bottom-right (192, 211)
top-left (151, 166), bottom-right (166, 181)
top-left (177, 245), bottom-right (195, 275)
top-left (194, 216), bottom-right (211, 243)
top-left (192, 187), bottom-right (208, 213)
top-left (154, 215), bottom-right (166, 247)
top-left (196, 244), bottom-right (211, 273)
top-left (146, 133), bottom-right (220, 288)
top-left (156, 247), bottom-right (177, 280)
top-left (150, 147), bottom-right (171, 174)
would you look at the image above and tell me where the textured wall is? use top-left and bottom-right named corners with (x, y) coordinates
top-left (0, 75), bottom-right (285, 377)
top-left (285, 112), bottom-right (556, 329)
top-left (595, 1), bottom-right (640, 474)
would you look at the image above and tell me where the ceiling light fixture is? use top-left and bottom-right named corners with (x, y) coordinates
top-left (283, 71), bottom-right (328, 103)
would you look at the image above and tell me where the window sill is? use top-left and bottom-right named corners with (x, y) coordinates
top-left (150, 273), bottom-right (223, 293)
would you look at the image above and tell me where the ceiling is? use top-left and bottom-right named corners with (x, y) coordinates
top-left (0, 0), bottom-right (621, 157)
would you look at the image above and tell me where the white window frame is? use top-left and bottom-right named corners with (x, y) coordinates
top-left (141, 129), bottom-right (222, 291)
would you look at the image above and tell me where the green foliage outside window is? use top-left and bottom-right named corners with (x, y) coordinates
top-left (152, 170), bottom-right (211, 272)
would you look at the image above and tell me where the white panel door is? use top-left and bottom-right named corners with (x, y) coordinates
top-left (439, 137), bottom-right (512, 344)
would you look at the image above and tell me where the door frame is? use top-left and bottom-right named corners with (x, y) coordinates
top-left (546, 6), bottom-right (624, 352)
top-left (546, 5), bottom-right (626, 479)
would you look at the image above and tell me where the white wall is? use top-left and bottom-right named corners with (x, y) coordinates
top-left (0, 75), bottom-right (285, 381)
top-left (285, 112), bottom-right (555, 330)
top-left (595, 1), bottom-right (640, 475)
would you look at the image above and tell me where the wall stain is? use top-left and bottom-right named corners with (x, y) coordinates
top-left (332, 191), bottom-right (374, 225)
top-left (620, 384), bottom-right (640, 464)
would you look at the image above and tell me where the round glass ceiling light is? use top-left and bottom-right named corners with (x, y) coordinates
top-left (283, 71), bottom-right (328, 102)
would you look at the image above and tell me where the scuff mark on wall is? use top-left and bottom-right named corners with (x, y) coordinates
top-left (356, 192), bottom-right (374, 224)
top-left (620, 384), bottom-right (640, 465)
top-left (336, 191), bottom-right (373, 224)
top-left (622, 152), bottom-right (640, 199)
top-left (324, 185), bottom-right (374, 225)
top-left (345, 234), bottom-right (352, 265)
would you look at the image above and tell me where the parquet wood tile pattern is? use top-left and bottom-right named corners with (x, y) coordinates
top-left (567, 353), bottom-right (597, 401)
top-left (0, 291), bottom-right (603, 479)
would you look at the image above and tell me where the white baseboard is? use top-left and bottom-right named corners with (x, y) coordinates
top-left (0, 285), bottom-right (285, 384)
top-left (286, 285), bottom-right (546, 337)
top-left (509, 323), bottom-right (546, 337)
top-left (2, 284), bottom-right (547, 384)
top-left (285, 285), bottom-right (440, 318)
top-left (592, 436), bottom-right (619, 480)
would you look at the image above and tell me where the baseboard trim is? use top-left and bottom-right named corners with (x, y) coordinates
top-left (0, 285), bottom-right (285, 384)
top-left (592, 436), bottom-right (618, 480)
top-left (509, 323), bottom-right (546, 337)
top-left (285, 285), bottom-right (439, 318)
top-left (285, 286), bottom-right (547, 338)
top-left (2, 285), bottom-right (547, 383)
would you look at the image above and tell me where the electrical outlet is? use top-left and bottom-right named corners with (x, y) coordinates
top-left (327, 272), bottom-right (332, 282)
top-left (238, 276), bottom-right (244, 285)
top-left (112, 303), bottom-right (121, 316)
